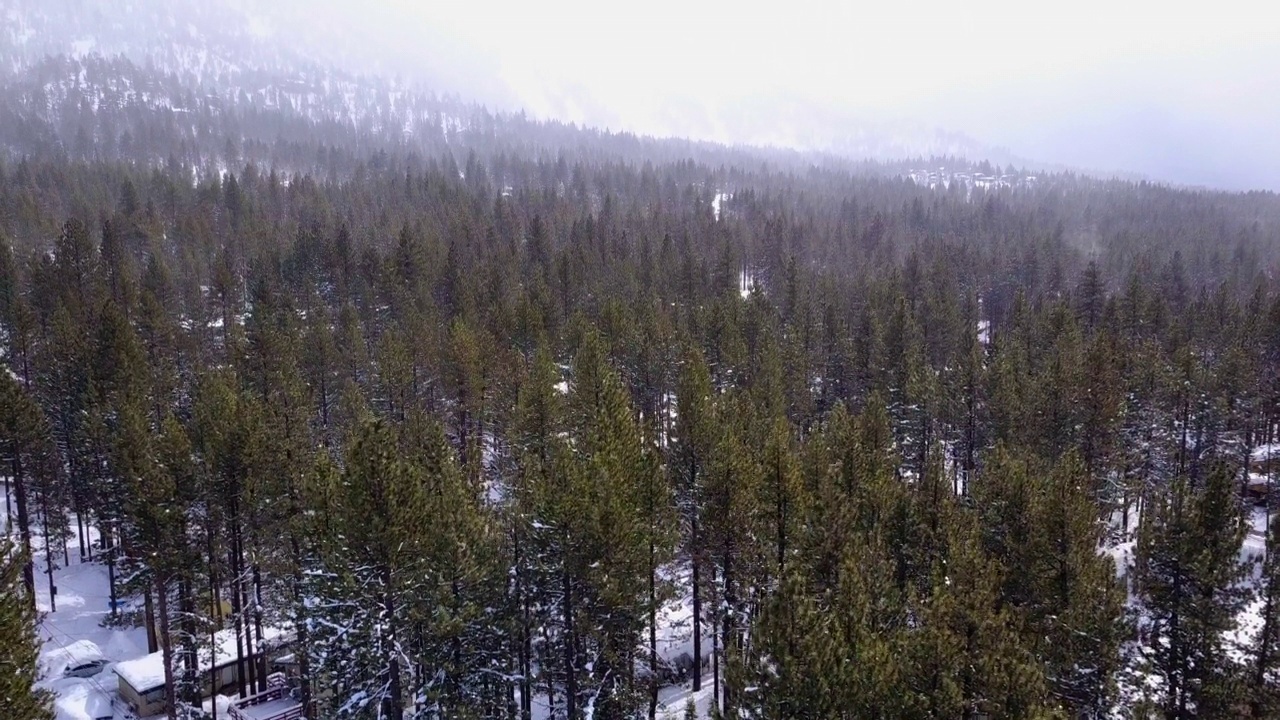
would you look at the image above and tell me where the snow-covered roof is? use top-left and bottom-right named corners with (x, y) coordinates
top-left (114, 651), bottom-right (166, 694)
top-left (114, 626), bottom-right (291, 693)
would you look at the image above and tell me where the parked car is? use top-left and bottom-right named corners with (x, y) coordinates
top-left (41, 639), bottom-right (108, 681)
top-left (64, 658), bottom-right (109, 678)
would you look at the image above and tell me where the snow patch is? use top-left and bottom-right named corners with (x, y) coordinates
top-left (711, 192), bottom-right (730, 221)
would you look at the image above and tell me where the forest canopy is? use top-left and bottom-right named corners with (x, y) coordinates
top-left (4, 42), bottom-right (1280, 720)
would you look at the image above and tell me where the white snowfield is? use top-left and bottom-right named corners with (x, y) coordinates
top-left (1252, 444), bottom-right (1280, 463)
top-left (48, 677), bottom-right (115, 720)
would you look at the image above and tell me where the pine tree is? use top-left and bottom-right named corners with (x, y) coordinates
top-left (571, 329), bottom-right (675, 718)
top-left (190, 371), bottom-right (265, 698)
top-left (1038, 302), bottom-right (1084, 460)
top-left (509, 346), bottom-right (563, 719)
top-left (310, 420), bottom-right (430, 719)
top-left (114, 404), bottom-right (193, 720)
top-left (758, 418), bottom-right (802, 583)
top-left (0, 537), bottom-right (52, 720)
top-left (955, 297), bottom-right (987, 495)
top-left (1118, 338), bottom-right (1175, 534)
top-left (1076, 260), bottom-right (1105, 334)
top-left (987, 297), bottom-right (1039, 452)
top-left (407, 419), bottom-right (502, 716)
top-left (672, 346), bottom-right (715, 693)
top-left (1136, 464), bottom-right (1252, 717)
top-left (906, 511), bottom-right (1051, 719)
top-left (1250, 504), bottom-right (1280, 716)
top-left (741, 529), bottom-right (909, 719)
top-left (1079, 326), bottom-right (1124, 500)
top-left (702, 395), bottom-right (761, 717)
top-left (87, 299), bottom-right (149, 617)
top-left (38, 303), bottom-right (93, 563)
top-left (0, 372), bottom-right (43, 603)
top-left (1026, 454), bottom-right (1127, 715)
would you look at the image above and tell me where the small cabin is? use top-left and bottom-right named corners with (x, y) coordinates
top-left (113, 627), bottom-right (293, 718)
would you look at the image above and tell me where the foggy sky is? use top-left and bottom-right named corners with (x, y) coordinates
top-left (265, 0), bottom-right (1280, 190)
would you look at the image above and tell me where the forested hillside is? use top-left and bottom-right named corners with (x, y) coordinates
top-left (4, 22), bottom-right (1280, 720)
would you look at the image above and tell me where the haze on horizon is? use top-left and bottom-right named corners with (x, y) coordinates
top-left (269, 0), bottom-right (1274, 191)
top-left (10, 0), bottom-right (1277, 190)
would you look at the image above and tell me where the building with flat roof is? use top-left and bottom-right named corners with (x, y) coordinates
top-left (113, 626), bottom-right (292, 718)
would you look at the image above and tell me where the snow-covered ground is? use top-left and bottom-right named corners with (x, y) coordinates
top-left (711, 192), bottom-right (730, 222)
top-left (524, 677), bottom-right (715, 719)
top-left (5, 494), bottom-right (150, 720)
top-left (1107, 501), bottom-right (1271, 712)
top-left (1231, 506), bottom-right (1271, 663)
top-left (653, 570), bottom-right (716, 718)
top-left (520, 564), bottom-right (718, 719)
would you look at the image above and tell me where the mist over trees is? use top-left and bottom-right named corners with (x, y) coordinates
top-left (3, 91), bottom-right (1280, 715)
top-left (4, 2), bottom-right (1280, 719)
top-left (15, 0), bottom-right (1278, 189)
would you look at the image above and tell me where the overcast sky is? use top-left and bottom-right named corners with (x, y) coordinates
top-left (292, 0), bottom-right (1280, 189)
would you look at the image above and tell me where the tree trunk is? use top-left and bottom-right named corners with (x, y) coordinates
top-left (563, 563), bottom-right (578, 720)
top-left (711, 565), bottom-right (719, 715)
top-left (648, 535), bottom-right (658, 720)
top-left (542, 623), bottom-right (557, 719)
top-left (290, 535), bottom-right (313, 718)
top-left (252, 562), bottom-right (267, 692)
top-left (145, 582), bottom-right (159, 653)
top-left (75, 513), bottom-right (86, 561)
top-left (722, 541), bottom-right (735, 715)
top-left (228, 539), bottom-right (248, 698)
top-left (516, 527), bottom-right (532, 720)
top-left (212, 619), bottom-right (220, 720)
top-left (691, 512), bottom-right (702, 693)
top-left (67, 452), bottom-right (87, 561)
top-left (106, 522), bottom-right (118, 619)
top-left (156, 575), bottom-right (178, 720)
top-left (208, 523), bottom-right (222, 719)
top-left (40, 486), bottom-right (57, 612)
top-left (10, 454), bottom-right (36, 606)
top-left (178, 573), bottom-right (199, 707)
top-left (381, 564), bottom-right (404, 720)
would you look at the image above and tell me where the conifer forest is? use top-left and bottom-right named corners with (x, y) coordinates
top-left (5, 4), bottom-right (1280, 720)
